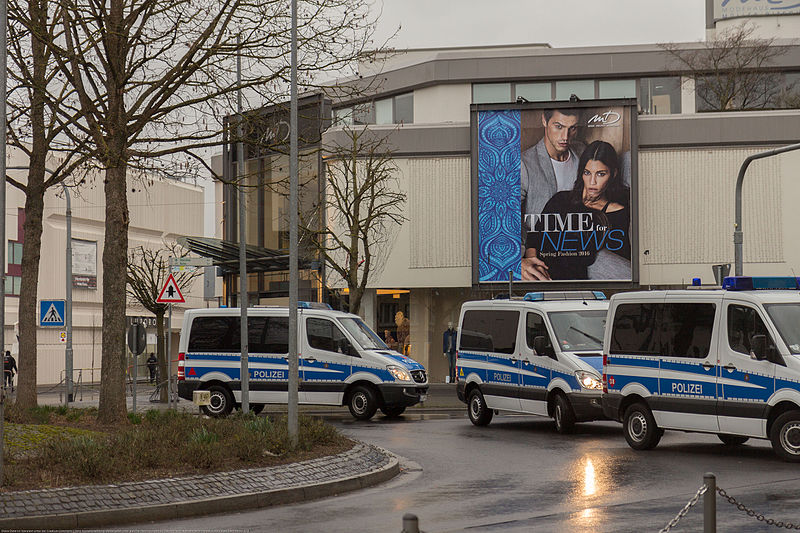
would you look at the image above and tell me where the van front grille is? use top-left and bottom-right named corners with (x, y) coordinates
top-left (411, 370), bottom-right (427, 383)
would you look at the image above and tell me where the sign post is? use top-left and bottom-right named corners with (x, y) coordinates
top-left (126, 323), bottom-right (147, 413)
top-left (157, 273), bottom-right (185, 409)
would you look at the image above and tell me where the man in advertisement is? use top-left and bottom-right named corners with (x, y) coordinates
top-left (520, 109), bottom-right (583, 280)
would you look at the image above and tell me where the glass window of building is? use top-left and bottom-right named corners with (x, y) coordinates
top-left (473, 83), bottom-right (512, 103)
top-left (394, 92), bottom-right (414, 124)
top-left (599, 79), bottom-right (636, 99)
top-left (353, 102), bottom-right (375, 125)
top-left (639, 77), bottom-right (681, 115)
top-left (555, 80), bottom-right (594, 101)
top-left (333, 107), bottom-right (354, 126)
top-left (375, 97), bottom-right (393, 125)
top-left (515, 83), bottom-right (552, 102)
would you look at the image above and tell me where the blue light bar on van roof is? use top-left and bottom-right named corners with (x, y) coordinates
top-left (523, 291), bottom-right (606, 301)
top-left (298, 301), bottom-right (333, 309)
top-left (722, 276), bottom-right (800, 291)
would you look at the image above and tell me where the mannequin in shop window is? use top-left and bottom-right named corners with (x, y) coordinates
top-left (395, 311), bottom-right (410, 355)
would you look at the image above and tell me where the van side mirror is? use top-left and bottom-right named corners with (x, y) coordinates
top-left (750, 335), bottom-right (767, 361)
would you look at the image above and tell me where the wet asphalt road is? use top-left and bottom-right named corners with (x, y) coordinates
top-left (139, 411), bottom-right (800, 532)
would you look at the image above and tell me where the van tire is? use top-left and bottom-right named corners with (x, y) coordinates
top-left (553, 394), bottom-right (576, 434)
top-left (201, 385), bottom-right (233, 417)
top-left (623, 402), bottom-right (662, 450)
top-left (718, 434), bottom-right (749, 446)
top-left (770, 411), bottom-right (800, 462)
top-left (468, 389), bottom-right (493, 426)
top-left (380, 406), bottom-right (406, 418)
top-left (348, 385), bottom-right (378, 420)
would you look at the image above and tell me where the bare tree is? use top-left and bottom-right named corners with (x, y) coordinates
top-left (6, 0), bottom-right (93, 408)
top-left (127, 243), bottom-right (200, 401)
top-left (661, 22), bottom-right (790, 111)
top-left (39, 0), bottom-right (378, 423)
top-left (300, 126), bottom-right (406, 314)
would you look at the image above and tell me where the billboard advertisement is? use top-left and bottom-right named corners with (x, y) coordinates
top-left (473, 100), bottom-right (637, 283)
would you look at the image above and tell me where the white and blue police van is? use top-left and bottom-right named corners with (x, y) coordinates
top-left (602, 276), bottom-right (800, 461)
top-left (455, 291), bottom-right (608, 433)
top-left (177, 303), bottom-right (428, 420)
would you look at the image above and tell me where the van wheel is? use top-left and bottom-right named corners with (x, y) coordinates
top-left (201, 385), bottom-right (233, 417)
top-left (467, 389), bottom-right (493, 426)
top-left (553, 394), bottom-right (576, 434)
top-left (770, 412), bottom-right (800, 462)
top-left (718, 434), bottom-right (749, 446)
top-left (623, 402), bottom-right (662, 450)
top-left (348, 385), bottom-right (378, 420)
top-left (380, 406), bottom-right (406, 418)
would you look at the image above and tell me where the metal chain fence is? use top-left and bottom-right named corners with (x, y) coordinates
top-left (658, 483), bottom-right (708, 533)
top-left (717, 487), bottom-right (800, 530)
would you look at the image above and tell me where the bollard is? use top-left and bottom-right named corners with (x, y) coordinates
top-left (402, 513), bottom-right (420, 533)
top-left (704, 472), bottom-right (716, 533)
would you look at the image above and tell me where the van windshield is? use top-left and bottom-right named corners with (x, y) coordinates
top-left (338, 317), bottom-right (389, 351)
top-left (765, 304), bottom-right (800, 354)
top-left (547, 310), bottom-right (607, 353)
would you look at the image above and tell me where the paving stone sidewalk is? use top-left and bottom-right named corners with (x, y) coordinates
top-left (0, 442), bottom-right (399, 530)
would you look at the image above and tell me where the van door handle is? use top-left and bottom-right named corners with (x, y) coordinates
top-left (304, 357), bottom-right (317, 363)
top-left (522, 359), bottom-right (531, 365)
top-left (510, 357), bottom-right (518, 364)
top-left (702, 362), bottom-right (714, 371)
top-left (723, 363), bottom-right (737, 371)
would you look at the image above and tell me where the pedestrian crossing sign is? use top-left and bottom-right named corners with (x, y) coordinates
top-left (39, 300), bottom-right (66, 327)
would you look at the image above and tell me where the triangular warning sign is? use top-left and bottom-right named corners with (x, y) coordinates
top-left (156, 273), bottom-right (185, 303)
top-left (42, 304), bottom-right (64, 324)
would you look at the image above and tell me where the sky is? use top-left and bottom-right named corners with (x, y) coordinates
top-left (372, 0), bottom-right (707, 49)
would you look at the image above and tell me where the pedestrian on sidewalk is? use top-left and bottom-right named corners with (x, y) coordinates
top-left (4, 350), bottom-right (17, 391)
top-left (146, 353), bottom-right (158, 384)
top-left (443, 322), bottom-right (457, 383)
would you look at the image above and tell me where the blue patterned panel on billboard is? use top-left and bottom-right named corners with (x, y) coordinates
top-left (477, 110), bottom-right (521, 282)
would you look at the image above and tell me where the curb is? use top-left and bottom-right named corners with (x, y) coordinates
top-left (0, 445), bottom-right (400, 530)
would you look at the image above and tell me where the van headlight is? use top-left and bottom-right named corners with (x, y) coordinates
top-left (575, 371), bottom-right (602, 390)
top-left (387, 365), bottom-right (412, 382)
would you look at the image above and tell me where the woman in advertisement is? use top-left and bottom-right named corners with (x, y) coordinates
top-left (522, 140), bottom-right (631, 280)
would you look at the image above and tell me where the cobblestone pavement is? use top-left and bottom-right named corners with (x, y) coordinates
top-left (0, 442), bottom-right (399, 530)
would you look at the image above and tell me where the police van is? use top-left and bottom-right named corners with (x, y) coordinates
top-left (177, 304), bottom-right (428, 420)
top-left (602, 276), bottom-right (800, 461)
top-left (456, 291), bottom-right (608, 433)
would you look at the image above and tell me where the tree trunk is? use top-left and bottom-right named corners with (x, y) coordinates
top-left (17, 0), bottom-right (49, 408)
top-left (156, 309), bottom-right (168, 402)
top-left (98, 163), bottom-right (129, 424)
top-left (16, 183), bottom-right (45, 409)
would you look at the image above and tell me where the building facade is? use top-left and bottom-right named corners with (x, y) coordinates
top-left (4, 148), bottom-right (207, 385)
top-left (221, 2), bottom-right (800, 382)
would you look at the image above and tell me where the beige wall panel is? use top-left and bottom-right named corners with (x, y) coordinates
top-left (414, 84), bottom-right (472, 124)
top-left (408, 157), bottom-right (471, 269)
top-left (639, 147), bottom-right (792, 285)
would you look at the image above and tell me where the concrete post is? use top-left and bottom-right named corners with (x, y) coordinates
top-left (704, 472), bottom-right (716, 533)
top-left (402, 513), bottom-right (420, 533)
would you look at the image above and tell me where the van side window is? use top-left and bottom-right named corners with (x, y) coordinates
top-left (660, 303), bottom-right (716, 358)
top-left (459, 310), bottom-right (519, 354)
top-left (610, 303), bottom-right (660, 355)
top-left (526, 313), bottom-right (549, 350)
top-left (188, 317), bottom-right (237, 352)
top-left (307, 318), bottom-right (356, 356)
top-left (251, 317), bottom-right (289, 354)
top-left (727, 305), bottom-right (776, 356)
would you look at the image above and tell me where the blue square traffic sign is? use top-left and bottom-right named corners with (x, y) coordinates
top-left (39, 300), bottom-right (66, 327)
